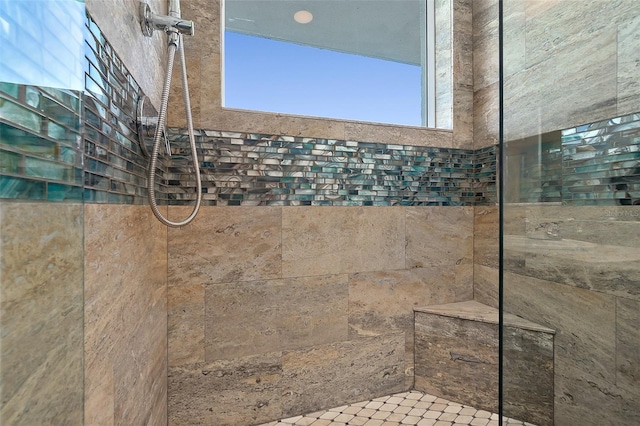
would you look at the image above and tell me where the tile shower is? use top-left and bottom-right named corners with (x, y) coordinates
top-left (1, 1), bottom-right (639, 426)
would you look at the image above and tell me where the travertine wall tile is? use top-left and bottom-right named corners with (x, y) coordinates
top-left (503, 271), bottom-right (619, 425)
top-left (0, 203), bottom-right (84, 425)
top-left (616, 297), bottom-right (640, 401)
top-left (501, 0), bottom-right (640, 140)
top-left (280, 335), bottom-right (406, 417)
top-left (349, 268), bottom-right (471, 338)
top-left (473, 265), bottom-right (499, 309)
top-left (474, 206), bottom-right (499, 269)
top-left (472, 0), bottom-right (499, 90)
top-left (349, 268), bottom-right (472, 387)
top-left (504, 26), bottom-right (618, 140)
top-left (282, 207), bottom-right (405, 277)
top-left (84, 204), bottom-right (168, 426)
top-left (504, 206), bottom-right (640, 300)
top-left (406, 206), bottom-right (474, 270)
top-left (169, 284), bottom-right (205, 367)
top-left (344, 123), bottom-right (453, 148)
top-left (473, 83), bottom-right (499, 149)
top-left (503, 326), bottom-right (554, 426)
top-left (617, 15), bottom-right (640, 116)
top-left (205, 275), bottom-right (349, 361)
top-left (436, 0), bottom-right (453, 129)
top-left (415, 312), bottom-right (498, 412)
top-left (168, 206), bottom-right (282, 285)
top-left (168, 353), bottom-right (283, 426)
top-left (502, 0), bottom-right (526, 78)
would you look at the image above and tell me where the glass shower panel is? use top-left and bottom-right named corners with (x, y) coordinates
top-left (0, 0), bottom-right (86, 424)
top-left (501, 1), bottom-right (640, 425)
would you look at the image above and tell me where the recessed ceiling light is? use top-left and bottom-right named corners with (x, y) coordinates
top-left (294, 10), bottom-right (313, 24)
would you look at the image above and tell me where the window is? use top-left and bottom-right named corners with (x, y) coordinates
top-left (222, 0), bottom-right (451, 128)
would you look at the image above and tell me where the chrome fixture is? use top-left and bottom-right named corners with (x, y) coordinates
top-left (140, 2), bottom-right (194, 38)
top-left (138, 0), bottom-right (202, 227)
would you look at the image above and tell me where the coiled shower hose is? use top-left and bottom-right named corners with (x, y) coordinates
top-left (148, 33), bottom-right (202, 227)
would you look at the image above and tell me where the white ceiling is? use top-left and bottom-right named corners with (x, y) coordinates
top-left (224, 0), bottom-right (424, 65)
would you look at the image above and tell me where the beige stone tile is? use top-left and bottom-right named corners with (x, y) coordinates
top-left (168, 52), bottom-right (201, 129)
top-left (282, 207), bottom-right (405, 277)
top-left (617, 15), bottom-right (640, 115)
top-left (168, 206), bottom-right (282, 284)
top-left (453, 0), bottom-right (473, 36)
top-left (504, 11), bottom-right (619, 139)
top-left (524, 0), bottom-right (640, 70)
top-left (405, 206), bottom-right (474, 270)
top-left (473, 83), bottom-right (499, 149)
top-left (435, 0), bottom-right (453, 130)
top-left (344, 123), bottom-right (453, 148)
top-left (415, 312), bottom-right (498, 413)
top-left (114, 297), bottom-right (168, 425)
top-left (616, 297), bottom-right (640, 398)
top-left (472, 0), bottom-right (498, 65)
top-left (349, 268), bottom-right (472, 339)
top-left (205, 275), bottom-right (349, 361)
top-left (473, 265), bottom-right (499, 309)
top-left (502, 326), bottom-right (554, 426)
top-left (503, 271), bottom-right (619, 425)
top-left (501, 0), bottom-right (526, 78)
top-left (169, 284), bottom-right (205, 366)
top-left (212, 109), bottom-right (347, 142)
top-left (84, 204), bottom-right (167, 425)
top-left (0, 203), bottom-right (84, 425)
top-left (1, 203), bottom-right (83, 302)
top-left (280, 335), bottom-right (406, 418)
top-left (452, 87), bottom-right (474, 149)
top-left (474, 206), bottom-right (499, 269)
top-left (349, 268), bottom-right (471, 388)
top-left (504, 229), bottom-right (640, 300)
top-left (168, 353), bottom-right (283, 426)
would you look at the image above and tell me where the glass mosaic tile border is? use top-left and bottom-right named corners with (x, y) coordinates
top-left (562, 112), bottom-right (640, 205)
top-left (0, 13), bottom-right (166, 204)
top-left (0, 83), bottom-right (84, 201)
top-left (165, 128), bottom-right (498, 207)
top-left (513, 111), bottom-right (640, 206)
top-left (83, 14), bottom-right (167, 205)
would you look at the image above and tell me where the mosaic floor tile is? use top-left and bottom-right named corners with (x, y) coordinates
top-left (258, 391), bottom-right (535, 426)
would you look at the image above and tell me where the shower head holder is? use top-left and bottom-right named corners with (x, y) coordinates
top-left (140, 2), bottom-right (194, 38)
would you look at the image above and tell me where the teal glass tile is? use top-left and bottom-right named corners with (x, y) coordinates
top-left (0, 149), bottom-right (22, 173)
top-left (0, 175), bottom-right (45, 199)
top-left (24, 156), bottom-right (76, 181)
top-left (0, 123), bottom-right (57, 158)
top-left (0, 99), bottom-right (42, 132)
top-left (47, 182), bottom-right (83, 201)
top-left (47, 120), bottom-right (68, 140)
top-left (0, 82), bottom-right (19, 99)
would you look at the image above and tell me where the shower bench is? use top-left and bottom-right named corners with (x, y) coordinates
top-left (413, 300), bottom-right (555, 426)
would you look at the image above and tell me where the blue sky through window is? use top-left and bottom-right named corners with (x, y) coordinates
top-left (224, 31), bottom-right (422, 126)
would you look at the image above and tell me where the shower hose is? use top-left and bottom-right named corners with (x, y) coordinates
top-left (147, 33), bottom-right (202, 227)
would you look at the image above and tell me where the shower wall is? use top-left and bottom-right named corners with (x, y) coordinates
top-left (500, 1), bottom-right (640, 425)
top-left (167, 205), bottom-right (474, 424)
top-left (83, 1), bottom-right (169, 424)
top-left (160, 1), bottom-right (497, 425)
